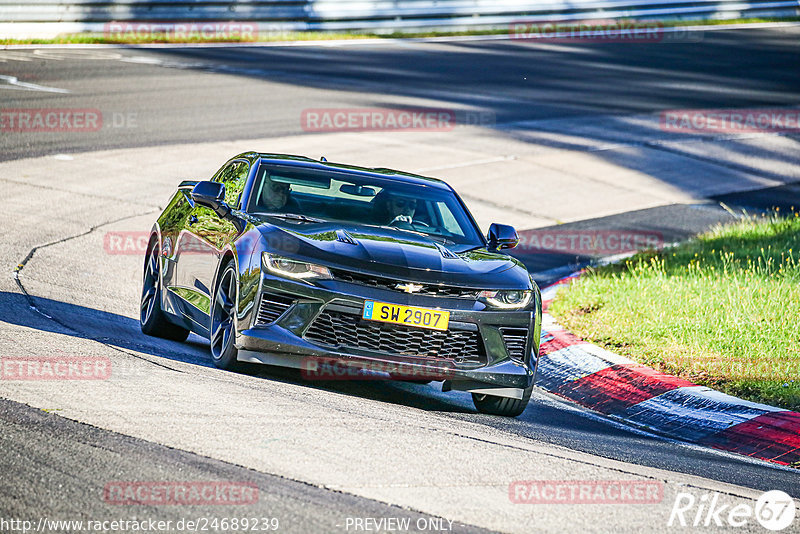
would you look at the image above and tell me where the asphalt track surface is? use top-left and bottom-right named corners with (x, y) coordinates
top-left (0, 399), bottom-right (491, 533)
top-left (1, 27), bottom-right (800, 161)
top-left (1, 27), bottom-right (800, 533)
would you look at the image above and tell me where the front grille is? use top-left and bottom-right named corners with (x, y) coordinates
top-left (331, 270), bottom-right (479, 299)
top-left (500, 327), bottom-right (529, 362)
top-left (304, 309), bottom-right (486, 366)
top-left (254, 293), bottom-right (294, 325)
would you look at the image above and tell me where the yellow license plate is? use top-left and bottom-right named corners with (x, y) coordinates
top-left (362, 301), bottom-right (449, 331)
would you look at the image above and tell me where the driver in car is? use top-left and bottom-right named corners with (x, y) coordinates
top-left (377, 191), bottom-right (418, 225)
top-left (258, 172), bottom-right (300, 212)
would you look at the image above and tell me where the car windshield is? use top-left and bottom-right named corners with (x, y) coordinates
top-left (247, 163), bottom-right (484, 247)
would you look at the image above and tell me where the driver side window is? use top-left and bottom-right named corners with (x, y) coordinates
top-left (214, 161), bottom-right (249, 208)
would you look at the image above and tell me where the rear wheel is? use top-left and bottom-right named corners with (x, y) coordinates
top-left (140, 240), bottom-right (190, 342)
top-left (210, 261), bottom-right (243, 371)
top-left (472, 386), bottom-right (532, 417)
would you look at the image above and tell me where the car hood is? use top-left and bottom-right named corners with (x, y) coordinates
top-left (254, 221), bottom-right (530, 288)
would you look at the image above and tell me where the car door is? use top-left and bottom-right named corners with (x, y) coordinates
top-left (158, 183), bottom-right (195, 320)
top-left (172, 160), bottom-right (250, 332)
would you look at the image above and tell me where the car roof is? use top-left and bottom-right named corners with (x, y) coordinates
top-left (235, 152), bottom-right (452, 191)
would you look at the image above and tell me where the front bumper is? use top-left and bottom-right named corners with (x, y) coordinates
top-left (235, 273), bottom-right (541, 395)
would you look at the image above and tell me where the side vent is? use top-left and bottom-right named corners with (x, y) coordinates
top-left (255, 293), bottom-right (295, 325)
top-left (499, 327), bottom-right (529, 363)
top-left (435, 243), bottom-right (459, 259)
top-left (336, 229), bottom-right (358, 245)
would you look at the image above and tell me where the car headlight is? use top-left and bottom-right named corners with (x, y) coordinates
top-left (262, 252), bottom-right (332, 281)
top-left (479, 289), bottom-right (532, 309)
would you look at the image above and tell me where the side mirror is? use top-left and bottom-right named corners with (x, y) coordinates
top-left (191, 181), bottom-right (229, 218)
top-left (487, 223), bottom-right (519, 250)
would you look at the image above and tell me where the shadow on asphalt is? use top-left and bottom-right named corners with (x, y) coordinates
top-left (146, 34), bottom-right (800, 205)
top-left (3, 290), bottom-right (799, 496)
top-left (0, 291), bottom-right (473, 414)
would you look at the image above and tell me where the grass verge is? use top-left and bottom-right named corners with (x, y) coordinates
top-left (549, 211), bottom-right (800, 411)
top-left (2, 17), bottom-right (798, 46)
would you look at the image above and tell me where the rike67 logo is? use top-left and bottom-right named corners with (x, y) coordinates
top-left (669, 490), bottom-right (796, 531)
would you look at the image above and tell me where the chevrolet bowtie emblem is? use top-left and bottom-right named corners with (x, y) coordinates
top-left (396, 283), bottom-right (423, 293)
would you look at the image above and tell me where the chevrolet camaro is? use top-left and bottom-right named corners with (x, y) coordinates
top-left (140, 152), bottom-right (541, 416)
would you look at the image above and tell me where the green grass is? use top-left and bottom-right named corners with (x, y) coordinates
top-left (549, 211), bottom-right (800, 411)
top-left (2, 17), bottom-right (798, 45)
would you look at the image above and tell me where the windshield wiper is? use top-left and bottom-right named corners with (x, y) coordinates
top-left (371, 224), bottom-right (428, 238)
top-left (258, 212), bottom-right (325, 223)
top-left (369, 224), bottom-right (460, 245)
top-left (458, 244), bottom-right (487, 253)
top-left (426, 235), bottom-right (456, 246)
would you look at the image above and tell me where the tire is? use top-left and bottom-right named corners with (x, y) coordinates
top-left (472, 386), bottom-right (532, 417)
top-left (210, 261), bottom-right (243, 371)
top-left (140, 239), bottom-right (190, 342)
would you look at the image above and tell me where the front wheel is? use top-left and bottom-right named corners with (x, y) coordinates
top-left (472, 386), bottom-right (532, 417)
top-left (210, 261), bottom-right (243, 371)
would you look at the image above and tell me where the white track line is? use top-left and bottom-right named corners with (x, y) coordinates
top-left (0, 74), bottom-right (71, 93)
